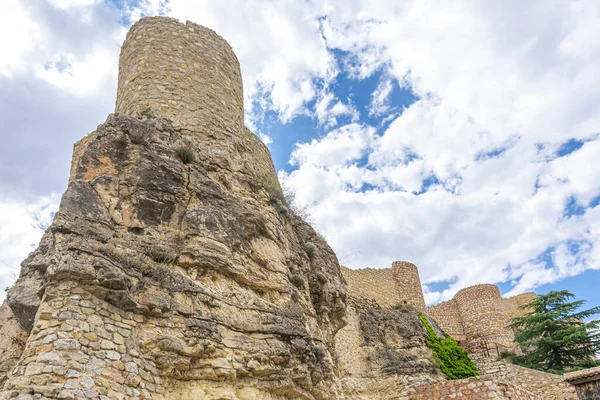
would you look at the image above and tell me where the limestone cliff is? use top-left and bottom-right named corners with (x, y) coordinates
top-left (0, 17), bottom-right (346, 400)
top-left (0, 16), bottom-right (442, 400)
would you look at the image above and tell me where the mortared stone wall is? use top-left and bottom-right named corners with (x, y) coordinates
top-left (342, 263), bottom-right (537, 359)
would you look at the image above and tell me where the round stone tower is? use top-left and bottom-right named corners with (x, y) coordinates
top-left (392, 261), bottom-right (426, 313)
top-left (454, 284), bottom-right (515, 353)
top-left (116, 17), bottom-right (244, 133)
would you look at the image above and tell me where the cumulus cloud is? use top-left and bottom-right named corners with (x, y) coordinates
top-left (0, 195), bottom-right (59, 300)
top-left (281, 0), bottom-right (600, 303)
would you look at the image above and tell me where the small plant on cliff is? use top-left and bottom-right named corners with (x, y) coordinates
top-left (510, 290), bottom-right (600, 373)
top-left (175, 146), bottom-right (196, 164)
top-left (419, 315), bottom-right (478, 379)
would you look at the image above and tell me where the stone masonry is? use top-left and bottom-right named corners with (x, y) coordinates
top-left (409, 376), bottom-right (542, 400)
top-left (342, 264), bottom-right (536, 357)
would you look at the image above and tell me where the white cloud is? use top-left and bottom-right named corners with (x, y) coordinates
top-left (0, 195), bottom-right (59, 302)
top-left (47, 0), bottom-right (101, 10)
top-left (314, 90), bottom-right (359, 128)
top-left (369, 76), bottom-right (394, 117)
top-left (276, 1), bottom-right (600, 303)
top-left (0, 0), bottom-right (40, 77)
top-left (290, 123), bottom-right (374, 168)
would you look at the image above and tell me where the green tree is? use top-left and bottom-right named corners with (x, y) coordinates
top-left (510, 290), bottom-right (600, 373)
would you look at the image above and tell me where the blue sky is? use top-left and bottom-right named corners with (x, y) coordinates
top-left (0, 0), bottom-right (599, 309)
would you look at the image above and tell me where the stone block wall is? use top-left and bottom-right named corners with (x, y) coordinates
top-left (503, 362), bottom-right (578, 400)
top-left (426, 299), bottom-right (465, 342)
top-left (116, 17), bottom-right (244, 134)
top-left (410, 376), bottom-right (542, 399)
top-left (0, 302), bottom-right (27, 388)
top-left (503, 292), bottom-right (537, 319)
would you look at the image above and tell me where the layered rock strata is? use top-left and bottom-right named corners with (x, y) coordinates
top-left (0, 17), bottom-right (347, 400)
top-left (335, 297), bottom-right (441, 400)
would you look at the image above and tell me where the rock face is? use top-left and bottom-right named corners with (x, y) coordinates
top-left (335, 298), bottom-right (440, 399)
top-left (0, 17), bottom-right (347, 400)
top-left (0, 301), bottom-right (27, 388)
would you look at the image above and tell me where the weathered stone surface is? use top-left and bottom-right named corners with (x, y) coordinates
top-left (0, 301), bottom-right (27, 387)
top-left (0, 17), bottom-right (348, 400)
top-left (335, 297), bottom-right (441, 399)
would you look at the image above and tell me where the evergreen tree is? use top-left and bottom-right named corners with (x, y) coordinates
top-left (510, 290), bottom-right (600, 373)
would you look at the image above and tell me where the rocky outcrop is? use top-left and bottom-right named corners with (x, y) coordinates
top-left (0, 109), bottom-right (347, 399)
top-left (0, 302), bottom-right (27, 387)
top-left (335, 297), bottom-right (441, 399)
top-left (0, 16), bottom-right (348, 400)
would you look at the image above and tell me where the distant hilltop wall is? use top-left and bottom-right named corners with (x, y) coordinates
top-left (341, 261), bottom-right (426, 312)
top-left (116, 17), bottom-right (244, 133)
top-left (341, 264), bottom-right (536, 357)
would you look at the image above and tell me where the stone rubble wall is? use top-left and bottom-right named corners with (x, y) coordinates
top-left (503, 362), bottom-right (578, 400)
top-left (475, 360), bottom-right (578, 400)
top-left (2, 283), bottom-right (164, 400)
top-left (453, 285), bottom-right (516, 353)
top-left (409, 376), bottom-right (542, 400)
top-left (503, 292), bottom-right (537, 319)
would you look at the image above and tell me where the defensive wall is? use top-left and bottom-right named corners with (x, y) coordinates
top-left (341, 263), bottom-right (537, 356)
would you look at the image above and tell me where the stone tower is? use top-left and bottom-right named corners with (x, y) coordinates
top-left (115, 17), bottom-right (244, 133)
top-left (0, 17), bottom-right (347, 400)
top-left (454, 284), bottom-right (515, 353)
top-left (392, 261), bottom-right (426, 313)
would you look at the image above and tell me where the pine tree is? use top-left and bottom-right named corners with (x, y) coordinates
top-left (510, 290), bottom-right (600, 373)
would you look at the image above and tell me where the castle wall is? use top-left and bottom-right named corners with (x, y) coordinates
top-left (503, 292), bottom-right (537, 319)
top-left (341, 264), bottom-right (537, 360)
top-left (341, 267), bottom-right (400, 307)
top-left (426, 299), bottom-right (465, 342)
top-left (116, 17), bottom-right (244, 133)
top-left (392, 262), bottom-right (426, 313)
top-left (453, 284), bottom-right (516, 353)
top-left (410, 375), bottom-right (543, 400)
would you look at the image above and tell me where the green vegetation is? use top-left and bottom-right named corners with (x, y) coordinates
top-left (175, 146), bottom-right (196, 164)
top-left (419, 315), bottom-right (478, 379)
top-left (510, 290), bottom-right (600, 373)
